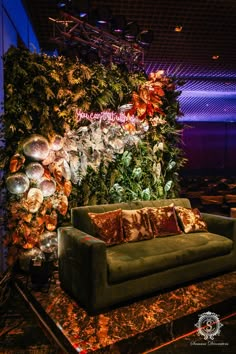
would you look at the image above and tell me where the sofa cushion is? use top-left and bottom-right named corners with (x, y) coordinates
top-left (175, 206), bottom-right (208, 233)
top-left (106, 232), bottom-right (233, 283)
top-left (88, 209), bottom-right (124, 246)
top-left (147, 206), bottom-right (182, 236)
top-left (122, 208), bottom-right (153, 242)
top-left (71, 198), bottom-right (192, 236)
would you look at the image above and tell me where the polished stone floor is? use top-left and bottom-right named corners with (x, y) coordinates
top-left (0, 285), bottom-right (61, 353)
top-left (145, 297), bottom-right (236, 354)
top-left (16, 270), bottom-right (236, 354)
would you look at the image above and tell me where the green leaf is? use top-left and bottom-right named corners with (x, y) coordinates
top-left (141, 188), bottom-right (151, 200)
top-left (121, 151), bottom-right (132, 167)
top-left (167, 160), bottom-right (176, 170)
top-left (132, 167), bottom-right (142, 180)
top-left (164, 180), bottom-right (173, 192)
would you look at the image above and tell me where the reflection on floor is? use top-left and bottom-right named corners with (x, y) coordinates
top-left (0, 284), bottom-right (61, 354)
top-left (145, 298), bottom-right (236, 354)
top-left (16, 270), bottom-right (236, 354)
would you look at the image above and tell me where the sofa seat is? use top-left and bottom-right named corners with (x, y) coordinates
top-left (107, 232), bottom-right (233, 283)
top-left (58, 198), bottom-right (236, 313)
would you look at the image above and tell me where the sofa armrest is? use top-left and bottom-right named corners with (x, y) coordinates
top-left (202, 213), bottom-right (236, 242)
top-left (58, 226), bottom-right (107, 310)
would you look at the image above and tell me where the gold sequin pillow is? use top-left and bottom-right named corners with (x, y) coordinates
top-left (175, 206), bottom-right (208, 233)
top-left (122, 208), bottom-right (153, 242)
top-left (147, 206), bottom-right (182, 237)
top-left (88, 209), bottom-right (124, 246)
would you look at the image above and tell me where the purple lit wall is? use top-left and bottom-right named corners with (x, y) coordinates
top-left (180, 122), bottom-right (236, 174)
top-left (177, 77), bottom-right (236, 174)
top-left (179, 92), bottom-right (236, 122)
top-left (0, 0), bottom-right (39, 272)
top-left (177, 76), bottom-right (236, 122)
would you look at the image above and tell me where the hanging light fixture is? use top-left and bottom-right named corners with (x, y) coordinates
top-left (57, 0), bottom-right (89, 18)
top-left (136, 30), bottom-right (154, 48)
top-left (111, 15), bottom-right (127, 34)
top-left (94, 6), bottom-right (112, 24)
top-left (57, 0), bottom-right (72, 10)
top-left (71, 0), bottom-right (89, 18)
top-left (124, 21), bottom-right (140, 41)
top-left (89, 6), bottom-right (112, 31)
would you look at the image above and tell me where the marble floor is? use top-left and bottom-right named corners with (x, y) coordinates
top-left (145, 297), bottom-right (236, 354)
top-left (16, 270), bottom-right (236, 354)
top-left (0, 285), bottom-right (61, 353)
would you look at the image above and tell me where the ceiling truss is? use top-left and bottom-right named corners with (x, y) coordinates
top-left (49, 11), bottom-right (144, 71)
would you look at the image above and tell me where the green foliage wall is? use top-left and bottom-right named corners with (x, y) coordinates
top-left (0, 46), bottom-right (186, 259)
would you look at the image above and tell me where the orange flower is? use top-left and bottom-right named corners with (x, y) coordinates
top-left (23, 242), bottom-right (35, 249)
top-left (64, 180), bottom-right (72, 197)
top-left (57, 195), bottom-right (68, 216)
top-left (39, 200), bottom-right (53, 215)
top-left (22, 213), bottom-right (33, 223)
top-left (36, 215), bottom-right (45, 226)
top-left (9, 154), bottom-right (25, 173)
top-left (123, 122), bottom-right (136, 133)
top-left (128, 72), bottom-right (166, 120)
top-left (20, 223), bottom-right (31, 238)
top-left (43, 168), bottom-right (51, 179)
top-left (12, 230), bottom-right (22, 245)
top-left (53, 164), bottom-right (63, 182)
top-left (45, 210), bottom-right (57, 231)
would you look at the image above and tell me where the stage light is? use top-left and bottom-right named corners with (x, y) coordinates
top-left (71, 0), bottom-right (89, 19)
top-left (51, 9), bottom-right (145, 72)
top-left (124, 21), bottom-right (140, 41)
top-left (111, 15), bottom-right (127, 34)
top-left (94, 6), bottom-right (112, 24)
top-left (137, 30), bottom-right (154, 47)
top-left (57, 0), bottom-right (89, 18)
top-left (57, 0), bottom-right (72, 10)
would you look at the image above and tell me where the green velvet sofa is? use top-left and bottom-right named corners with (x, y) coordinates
top-left (58, 198), bottom-right (236, 314)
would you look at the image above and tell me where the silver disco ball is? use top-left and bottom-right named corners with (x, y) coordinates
top-left (23, 134), bottom-right (50, 161)
top-left (39, 178), bottom-right (56, 197)
top-left (25, 162), bottom-right (44, 180)
top-left (6, 173), bottom-right (30, 194)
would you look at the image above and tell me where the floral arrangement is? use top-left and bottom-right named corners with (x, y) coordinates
top-left (1, 46), bottom-right (186, 266)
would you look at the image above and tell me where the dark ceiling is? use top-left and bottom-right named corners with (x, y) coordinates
top-left (23, 0), bottom-right (236, 122)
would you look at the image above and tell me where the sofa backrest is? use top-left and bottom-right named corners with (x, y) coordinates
top-left (71, 198), bottom-right (191, 236)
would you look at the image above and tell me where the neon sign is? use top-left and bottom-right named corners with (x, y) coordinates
top-left (76, 109), bottom-right (137, 124)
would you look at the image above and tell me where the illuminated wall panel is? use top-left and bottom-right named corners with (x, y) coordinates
top-left (0, 0), bottom-right (39, 272)
top-left (181, 122), bottom-right (236, 173)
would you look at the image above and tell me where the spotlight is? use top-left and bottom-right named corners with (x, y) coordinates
top-left (57, 0), bottom-right (72, 10)
top-left (94, 6), bottom-right (112, 24)
top-left (124, 21), bottom-right (139, 41)
top-left (111, 15), bottom-right (127, 34)
top-left (136, 30), bottom-right (154, 47)
top-left (71, 0), bottom-right (89, 19)
top-left (57, 0), bottom-right (89, 18)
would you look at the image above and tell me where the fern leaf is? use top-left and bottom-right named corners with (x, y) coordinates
top-left (33, 75), bottom-right (49, 85)
top-left (20, 114), bottom-right (32, 130)
top-left (46, 87), bottom-right (55, 100)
